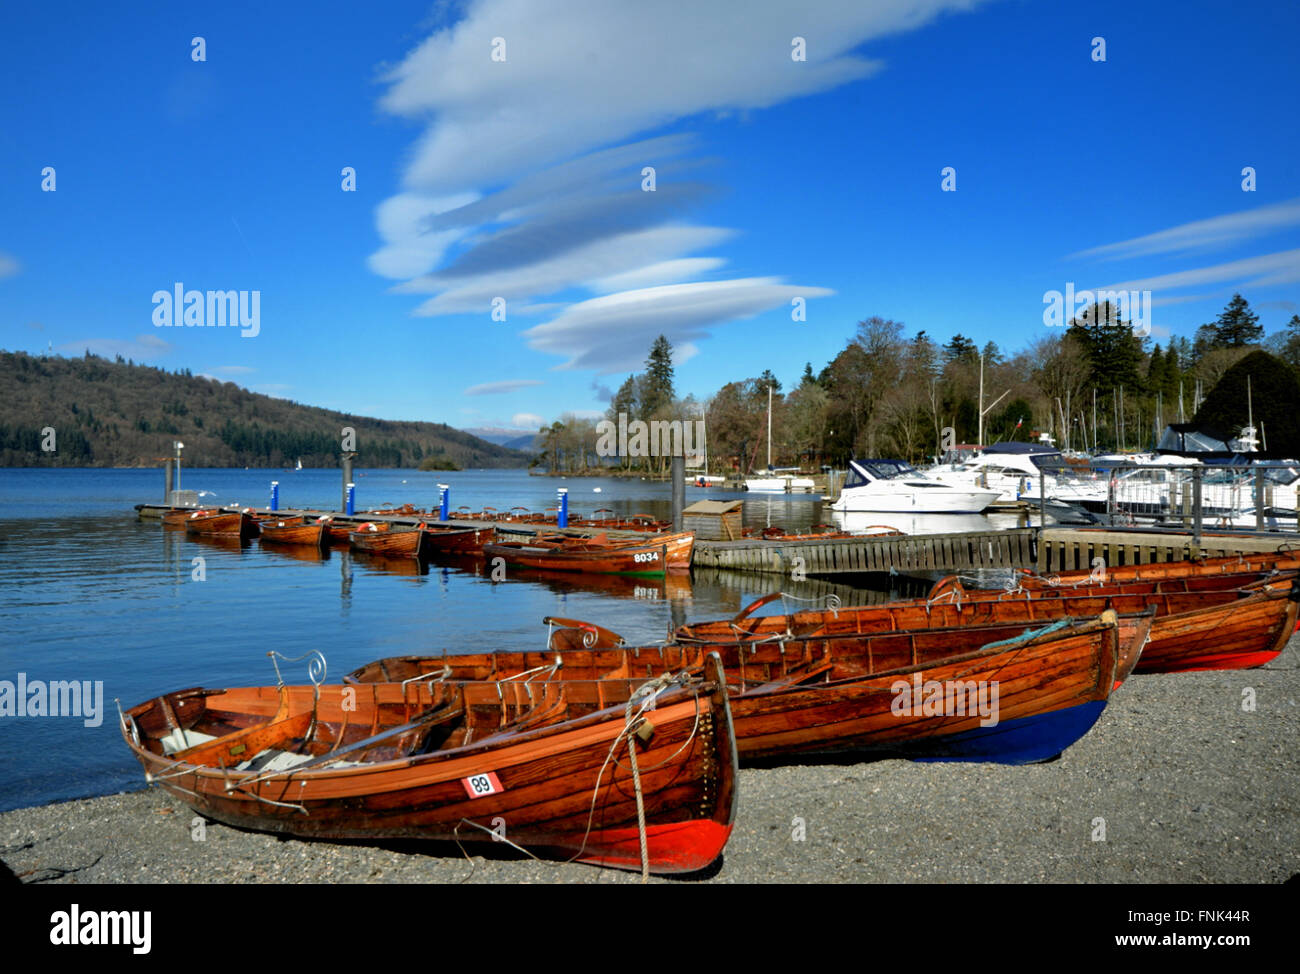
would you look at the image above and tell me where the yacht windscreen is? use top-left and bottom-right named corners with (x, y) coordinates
top-left (852, 460), bottom-right (919, 481)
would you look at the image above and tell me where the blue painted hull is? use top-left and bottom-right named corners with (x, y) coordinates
top-left (907, 700), bottom-right (1108, 765)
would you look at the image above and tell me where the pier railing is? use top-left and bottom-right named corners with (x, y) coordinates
top-left (1100, 461), bottom-right (1299, 541)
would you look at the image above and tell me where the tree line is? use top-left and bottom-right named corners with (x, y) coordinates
top-left (531, 294), bottom-right (1300, 474)
top-left (0, 350), bottom-right (528, 468)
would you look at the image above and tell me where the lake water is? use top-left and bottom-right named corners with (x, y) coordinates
top-left (0, 466), bottom-right (1029, 813)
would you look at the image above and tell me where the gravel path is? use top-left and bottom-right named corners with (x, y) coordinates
top-left (4, 635), bottom-right (1296, 884)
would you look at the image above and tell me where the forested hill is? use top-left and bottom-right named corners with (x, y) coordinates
top-left (0, 350), bottom-right (530, 468)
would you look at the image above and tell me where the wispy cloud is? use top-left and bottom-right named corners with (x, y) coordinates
top-left (1096, 249), bottom-right (1300, 294)
top-left (57, 334), bottom-right (171, 360)
top-left (204, 365), bottom-right (256, 376)
top-left (370, 0), bottom-right (986, 366)
top-left (523, 279), bottom-right (833, 373)
top-left (0, 253), bottom-right (20, 278)
top-left (512, 412), bottom-right (544, 428)
top-left (463, 379), bottom-right (544, 395)
top-left (1072, 199), bottom-right (1300, 261)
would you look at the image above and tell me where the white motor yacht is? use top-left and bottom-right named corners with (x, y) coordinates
top-left (929, 441), bottom-right (1107, 511)
top-left (832, 459), bottom-right (999, 513)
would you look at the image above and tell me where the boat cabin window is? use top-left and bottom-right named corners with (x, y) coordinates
top-left (850, 460), bottom-right (919, 483)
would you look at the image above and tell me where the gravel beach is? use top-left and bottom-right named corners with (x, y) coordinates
top-left (5, 635), bottom-right (1296, 885)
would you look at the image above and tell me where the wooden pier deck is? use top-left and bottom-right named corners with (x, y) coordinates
top-left (1036, 527), bottom-right (1294, 572)
top-left (138, 504), bottom-right (1297, 578)
top-left (691, 528), bottom-right (1036, 576)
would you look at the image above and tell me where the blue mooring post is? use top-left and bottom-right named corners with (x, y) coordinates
top-left (558, 487), bottom-right (569, 528)
top-left (438, 484), bottom-right (449, 521)
top-left (346, 482), bottom-right (356, 516)
top-left (270, 480), bottom-right (280, 512)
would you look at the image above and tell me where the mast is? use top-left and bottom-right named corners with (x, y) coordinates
top-left (766, 385), bottom-right (773, 470)
top-left (702, 409), bottom-right (708, 475)
top-left (1092, 388), bottom-right (1097, 454)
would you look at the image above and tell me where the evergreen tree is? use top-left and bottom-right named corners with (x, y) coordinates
top-left (641, 336), bottom-right (675, 415)
top-left (1192, 350), bottom-right (1300, 457)
top-left (943, 333), bottom-right (978, 364)
top-left (1206, 293), bottom-right (1262, 347)
top-left (756, 369), bottom-right (781, 395)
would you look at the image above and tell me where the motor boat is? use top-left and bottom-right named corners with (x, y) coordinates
top-left (928, 441), bottom-right (1108, 512)
top-left (831, 459), bottom-right (1000, 513)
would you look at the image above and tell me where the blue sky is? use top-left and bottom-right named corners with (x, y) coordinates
top-left (2, 0), bottom-right (1298, 434)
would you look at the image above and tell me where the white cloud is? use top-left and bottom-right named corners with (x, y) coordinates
top-left (376, 1), bottom-right (987, 193)
top-left (368, 192), bottom-right (480, 279)
top-left (523, 278), bottom-right (834, 372)
top-left (1095, 249), bottom-right (1300, 294)
top-left (512, 412), bottom-right (544, 428)
top-left (0, 253), bottom-right (20, 278)
top-left (1072, 199), bottom-right (1300, 261)
top-left (402, 225), bottom-right (734, 314)
top-left (464, 379), bottom-right (544, 395)
top-left (58, 333), bottom-right (171, 360)
top-left (368, 0), bottom-right (984, 367)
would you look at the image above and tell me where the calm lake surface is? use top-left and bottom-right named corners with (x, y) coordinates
top-left (0, 466), bottom-right (1030, 812)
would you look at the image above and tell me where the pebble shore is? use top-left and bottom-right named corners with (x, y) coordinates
top-left (4, 636), bottom-right (1296, 884)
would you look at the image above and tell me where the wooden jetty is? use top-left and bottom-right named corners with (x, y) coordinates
top-left (1035, 528), bottom-right (1293, 573)
top-left (691, 528), bottom-right (1036, 576)
top-left (137, 504), bottom-right (1297, 578)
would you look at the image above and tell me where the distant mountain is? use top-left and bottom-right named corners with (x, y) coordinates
top-left (462, 427), bottom-right (541, 453)
top-left (0, 350), bottom-right (531, 468)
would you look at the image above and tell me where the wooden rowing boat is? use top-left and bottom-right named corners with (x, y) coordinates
top-left (259, 518), bottom-right (330, 549)
top-left (120, 656), bottom-right (737, 875)
top-left (418, 525), bottom-right (495, 555)
top-left (162, 507), bottom-right (216, 528)
top-left (673, 575), bottom-right (1299, 674)
top-left (1014, 549), bottom-right (1300, 588)
top-left (483, 531), bottom-right (694, 576)
top-left (348, 612), bottom-right (1148, 764)
top-left (184, 510), bottom-right (261, 540)
top-left (350, 524), bottom-right (423, 556)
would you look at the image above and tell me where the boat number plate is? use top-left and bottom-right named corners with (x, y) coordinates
top-left (462, 772), bottom-right (503, 798)
top-left (633, 552), bottom-right (658, 563)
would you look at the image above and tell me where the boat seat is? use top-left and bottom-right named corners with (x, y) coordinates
top-left (159, 728), bottom-right (218, 755)
top-left (743, 659), bottom-right (835, 695)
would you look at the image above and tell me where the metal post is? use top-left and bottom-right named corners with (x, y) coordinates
top-left (438, 484), bottom-right (449, 521)
top-left (557, 488), bottom-right (568, 528)
top-left (671, 455), bottom-right (685, 533)
top-left (1107, 469), bottom-right (1116, 527)
top-left (1039, 471), bottom-right (1047, 527)
top-left (1254, 466), bottom-right (1265, 532)
top-left (270, 480), bottom-right (279, 512)
top-left (1191, 466), bottom-right (1202, 549)
top-left (341, 453), bottom-right (354, 512)
top-left (346, 482), bottom-right (356, 516)
top-left (163, 458), bottom-right (174, 502)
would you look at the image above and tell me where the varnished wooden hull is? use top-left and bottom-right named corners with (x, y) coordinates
top-left (1016, 551), bottom-right (1300, 588)
top-left (184, 511), bottom-right (260, 540)
top-left (121, 661), bottom-right (737, 874)
top-left (418, 526), bottom-right (495, 555)
top-left (350, 526), bottom-right (421, 556)
top-left (679, 576), bottom-right (1299, 674)
top-left (349, 614), bottom-right (1141, 764)
top-left (483, 532), bottom-right (694, 576)
top-left (162, 507), bottom-right (216, 528)
top-left (259, 519), bottom-right (329, 549)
